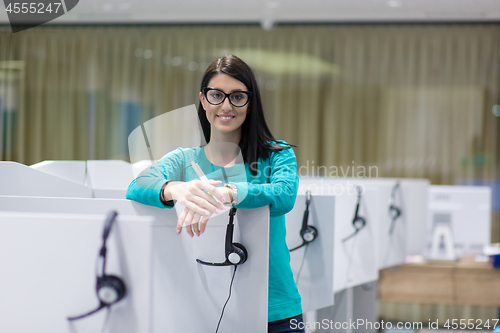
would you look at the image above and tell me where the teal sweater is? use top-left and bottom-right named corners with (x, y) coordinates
top-left (126, 142), bottom-right (302, 322)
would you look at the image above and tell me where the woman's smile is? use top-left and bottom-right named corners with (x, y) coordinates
top-left (216, 114), bottom-right (236, 122)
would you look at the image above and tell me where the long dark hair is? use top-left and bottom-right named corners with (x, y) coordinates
top-left (198, 54), bottom-right (293, 175)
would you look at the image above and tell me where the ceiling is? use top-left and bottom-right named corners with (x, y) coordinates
top-left (1, 0), bottom-right (500, 25)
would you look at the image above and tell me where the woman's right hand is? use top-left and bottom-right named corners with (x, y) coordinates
top-left (164, 180), bottom-right (226, 236)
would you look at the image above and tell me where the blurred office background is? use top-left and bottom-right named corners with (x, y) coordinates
top-left (1, 3), bottom-right (499, 230)
top-left (1, 0), bottom-right (500, 326)
top-left (2, 25), bottom-right (498, 184)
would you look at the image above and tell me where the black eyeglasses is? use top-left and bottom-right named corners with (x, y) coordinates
top-left (202, 87), bottom-right (252, 108)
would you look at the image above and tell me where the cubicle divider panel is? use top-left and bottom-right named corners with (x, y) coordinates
top-left (86, 160), bottom-right (135, 199)
top-left (357, 184), bottom-right (406, 270)
top-left (0, 196), bottom-right (270, 333)
top-left (0, 161), bottom-right (93, 198)
top-left (398, 179), bottom-right (429, 255)
top-left (151, 206), bottom-right (269, 333)
top-left (312, 289), bottom-right (349, 333)
top-left (300, 177), bottom-right (429, 263)
top-left (0, 212), bottom-right (154, 333)
top-left (342, 178), bottom-right (429, 257)
top-left (332, 189), bottom-right (379, 292)
top-left (304, 181), bottom-right (406, 271)
top-left (286, 194), bottom-right (335, 313)
top-left (298, 180), bottom-right (379, 292)
top-left (352, 282), bottom-right (378, 333)
top-left (30, 160), bottom-right (87, 185)
top-left (307, 284), bottom-right (377, 333)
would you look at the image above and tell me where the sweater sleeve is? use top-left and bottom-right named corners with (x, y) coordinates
top-left (126, 148), bottom-right (185, 208)
top-left (233, 145), bottom-right (299, 217)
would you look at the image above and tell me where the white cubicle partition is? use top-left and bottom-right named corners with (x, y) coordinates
top-left (0, 161), bottom-right (93, 198)
top-left (286, 194), bottom-right (335, 313)
top-left (427, 185), bottom-right (491, 258)
top-left (151, 207), bottom-right (269, 333)
top-left (314, 290), bottom-right (349, 333)
top-left (352, 281), bottom-right (378, 333)
top-left (0, 212), bottom-right (154, 333)
top-left (300, 177), bottom-right (429, 259)
top-left (349, 178), bottom-right (429, 257)
top-left (300, 180), bottom-right (406, 270)
top-left (331, 187), bottom-right (379, 292)
top-left (367, 183), bottom-right (406, 270)
top-left (296, 177), bottom-right (420, 333)
top-left (313, 283), bottom-right (377, 333)
top-left (349, 182), bottom-right (406, 270)
top-left (0, 196), bottom-right (269, 333)
top-left (31, 160), bottom-right (87, 185)
top-left (298, 182), bottom-right (379, 291)
top-left (86, 160), bottom-right (135, 199)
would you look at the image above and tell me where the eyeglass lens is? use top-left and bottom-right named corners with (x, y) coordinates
top-left (206, 89), bottom-right (249, 107)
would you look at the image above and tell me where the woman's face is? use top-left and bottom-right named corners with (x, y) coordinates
top-left (199, 73), bottom-right (249, 141)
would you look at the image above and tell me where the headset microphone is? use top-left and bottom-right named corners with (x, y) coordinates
top-left (196, 208), bottom-right (248, 266)
top-left (388, 181), bottom-right (402, 234)
top-left (67, 211), bottom-right (127, 321)
top-left (342, 186), bottom-right (366, 242)
top-left (290, 191), bottom-right (318, 251)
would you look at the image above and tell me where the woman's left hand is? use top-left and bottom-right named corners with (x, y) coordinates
top-left (177, 185), bottom-right (233, 237)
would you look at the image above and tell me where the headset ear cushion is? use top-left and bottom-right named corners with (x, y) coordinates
top-left (96, 275), bottom-right (126, 305)
top-left (353, 216), bottom-right (366, 229)
top-left (232, 242), bottom-right (248, 265)
top-left (390, 206), bottom-right (401, 219)
top-left (301, 225), bottom-right (318, 242)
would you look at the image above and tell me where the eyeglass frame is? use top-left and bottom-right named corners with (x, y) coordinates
top-left (202, 87), bottom-right (252, 108)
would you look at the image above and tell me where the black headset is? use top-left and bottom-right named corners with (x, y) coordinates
top-left (196, 207), bottom-right (248, 266)
top-left (342, 186), bottom-right (366, 242)
top-left (290, 191), bottom-right (318, 252)
top-left (67, 211), bottom-right (127, 321)
top-left (388, 181), bottom-right (402, 234)
top-left (196, 167), bottom-right (248, 333)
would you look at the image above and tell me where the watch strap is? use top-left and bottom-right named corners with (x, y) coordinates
top-left (224, 183), bottom-right (238, 207)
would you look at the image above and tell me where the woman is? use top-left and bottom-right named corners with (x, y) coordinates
top-left (126, 54), bottom-right (305, 333)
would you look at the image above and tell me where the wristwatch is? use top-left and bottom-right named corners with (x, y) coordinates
top-left (224, 183), bottom-right (238, 207)
top-left (160, 181), bottom-right (174, 206)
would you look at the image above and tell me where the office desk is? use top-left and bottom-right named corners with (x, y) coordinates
top-left (378, 257), bottom-right (500, 324)
top-left (379, 257), bottom-right (500, 306)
